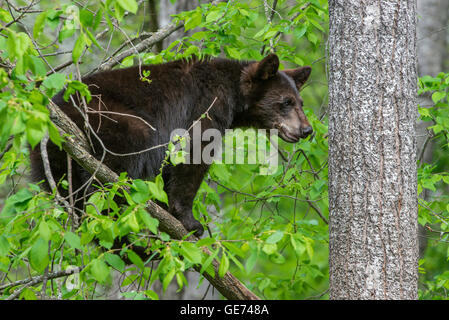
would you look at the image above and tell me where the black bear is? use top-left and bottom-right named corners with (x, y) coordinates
top-left (30, 54), bottom-right (312, 237)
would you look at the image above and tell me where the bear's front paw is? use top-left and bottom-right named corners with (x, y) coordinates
top-left (181, 218), bottom-right (204, 237)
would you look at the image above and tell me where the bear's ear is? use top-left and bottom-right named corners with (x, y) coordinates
top-left (284, 66), bottom-right (311, 90)
top-left (241, 54), bottom-right (280, 95)
top-left (255, 54), bottom-right (280, 80)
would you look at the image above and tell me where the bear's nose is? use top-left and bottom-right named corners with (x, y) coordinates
top-left (302, 126), bottom-right (313, 137)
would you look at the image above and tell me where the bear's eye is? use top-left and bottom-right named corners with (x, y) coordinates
top-left (282, 98), bottom-right (294, 108)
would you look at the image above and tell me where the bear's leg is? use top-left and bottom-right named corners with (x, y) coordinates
top-left (163, 163), bottom-right (209, 237)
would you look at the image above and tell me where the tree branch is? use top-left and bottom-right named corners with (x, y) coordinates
top-left (98, 21), bottom-right (183, 71)
top-left (0, 267), bottom-right (84, 293)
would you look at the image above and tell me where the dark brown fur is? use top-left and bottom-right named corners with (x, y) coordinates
top-left (30, 54), bottom-right (312, 237)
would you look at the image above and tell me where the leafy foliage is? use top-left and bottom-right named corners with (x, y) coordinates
top-left (417, 72), bottom-right (449, 299)
top-left (0, 0), bottom-right (447, 300)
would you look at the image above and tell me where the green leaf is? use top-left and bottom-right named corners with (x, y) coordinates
top-left (137, 208), bottom-right (159, 234)
top-left (265, 230), bottom-right (284, 244)
top-left (238, 8), bottom-right (250, 17)
top-left (246, 250), bottom-right (258, 273)
top-left (206, 10), bottom-right (222, 23)
top-left (185, 11), bottom-right (202, 31)
top-left (9, 114), bottom-right (26, 136)
top-left (160, 232), bottom-right (170, 241)
top-left (29, 55), bottom-right (47, 76)
top-left (293, 25), bottom-right (308, 39)
top-left (200, 248), bottom-right (219, 276)
top-left (304, 237), bottom-right (314, 259)
top-left (121, 274), bottom-right (138, 287)
top-left (148, 175), bottom-right (168, 205)
top-left (20, 288), bottom-right (37, 300)
top-left (418, 107), bottom-right (431, 118)
top-left (29, 238), bottom-right (49, 273)
top-left (93, 8), bottom-right (103, 30)
top-left (226, 251), bottom-right (244, 271)
top-left (262, 243), bottom-right (277, 255)
top-left (443, 176), bottom-right (449, 185)
top-left (0, 8), bottom-right (13, 23)
top-left (290, 235), bottom-right (306, 257)
top-left (143, 290), bottom-right (159, 300)
top-left (63, 80), bottom-right (92, 102)
top-left (48, 121), bottom-right (62, 148)
top-left (79, 9), bottom-right (94, 27)
top-left (307, 32), bottom-right (318, 45)
top-left (429, 124), bottom-right (443, 134)
top-left (127, 250), bottom-right (145, 270)
top-left (222, 241), bottom-right (245, 258)
top-left (179, 242), bottom-right (202, 264)
top-left (218, 252), bottom-right (229, 278)
top-left (162, 268), bottom-right (176, 292)
top-left (72, 33), bottom-right (86, 64)
top-left (422, 179), bottom-right (436, 191)
top-left (196, 237), bottom-right (216, 247)
top-left (432, 91), bottom-right (446, 104)
top-left (58, 27), bottom-right (76, 42)
top-left (105, 253), bottom-right (125, 272)
top-left (191, 31), bottom-right (208, 41)
top-left (210, 164), bottom-right (231, 184)
top-left (125, 211), bottom-right (140, 233)
top-left (90, 258), bottom-right (110, 283)
top-left (116, 0), bottom-right (138, 14)
top-left (263, 30), bottom-right (278, 41)
top-left (225, 47), bottom-right (241, 59)
top-left (84, 28), bottom-right (102, 49)
top-left (175, 271), bottom-right (186, 290)
top-left (7, 31), bottom-right (30, 59)
top-left (86, 192), bottom-right (105, 215)
top-left (131, 179), bottom-right (150, 203)
top-left (270, 252), bottom-right (286, 264)
top-left (26, 119), bottom-right (46, 149)
top-left (0, 236), bottom-right (10, 257)
top-left (309, 17), bottom-right (325, 32)
top-left (42, 73), bottom-right (66, 93)
top-left (33, 12), bottom-right (48, 38)
top-left (64, 232), bottom-right (82, 250)
top-left (39, 220), bottom-right (51, 241)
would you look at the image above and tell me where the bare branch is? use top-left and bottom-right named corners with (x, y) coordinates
top-left (98, 22), bottom-right (184, 71)
top-left (1, 266), bottom-right (84, 297)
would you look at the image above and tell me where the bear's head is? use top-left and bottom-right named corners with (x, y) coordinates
top-left (240, 54), bottom-right (312, 142)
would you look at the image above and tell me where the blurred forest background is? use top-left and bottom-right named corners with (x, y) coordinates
top-left (0, 0), bottom-right (448, 300)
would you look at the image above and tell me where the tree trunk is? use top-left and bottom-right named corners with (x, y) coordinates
top-left (158, 0), bottom-right (199, 49)
top-left (147, 0), bottom-right (163, 52)
top-left (417, 0), bottom-right (449, 77)
top-left (328, 0), bottom-right (419, 299)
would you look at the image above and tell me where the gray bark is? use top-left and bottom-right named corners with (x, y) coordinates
top-left (417, 0), bottom-right (449, 77)
top-left (147, 0), bottom-right (163, 52)
top-left (328, 0), bottom-right (419, 299)
top-left (159, 0), bottom-right (201, 48)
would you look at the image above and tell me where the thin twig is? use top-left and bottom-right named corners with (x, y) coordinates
top-left (1, 267), bottom-right (84, 297)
